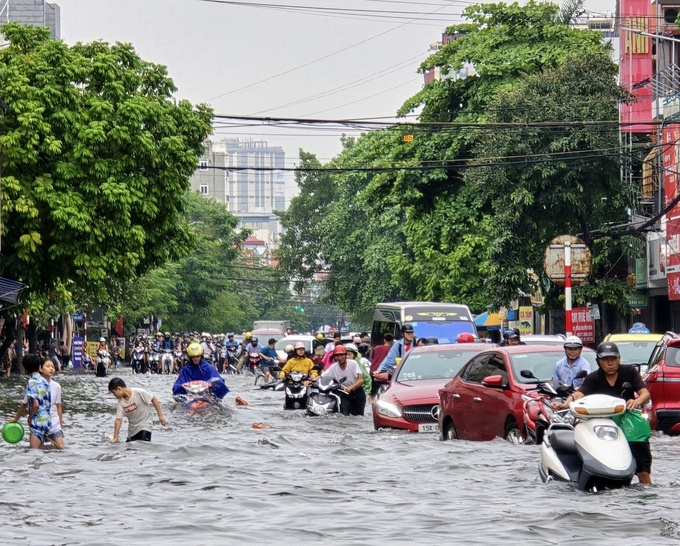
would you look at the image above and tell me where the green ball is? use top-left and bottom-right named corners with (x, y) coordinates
top-left (2, 422), bottom-right (25, 444)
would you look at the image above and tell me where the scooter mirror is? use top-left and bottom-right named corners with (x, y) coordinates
top-left (576, 370), bottom-right (588, 379)
top-left (520, 370), bottom-right (537, 379)
top-left (621, 381), bottom-right (633, 399)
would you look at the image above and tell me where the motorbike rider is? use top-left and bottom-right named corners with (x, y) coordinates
top-left (259, 338), bottom-right (279, 383)
top-left (553, 336), bottom-right (591, 389)
top-left (200, 333), bottom-right (213, 362)
top-left (325, 331), bottom-right (341, 353)
top-left (97, 337), bottom-right (112, 371)
top-left (285, 327), bottom-right (293, 337)
top-left (552, 342), bottom-right (652, 484)
top-left (376, 323), bottom-right (416, 375)
top-left (323, 345), bottom-right (366, 416)
top-left (172, 343), bottom-right (229, 399)
top-left (345, 343), bottom-right (371, 397)
top-left (237, 332), bottom-right (253, 372)
top-left (500, 329), bottom-right (525, 346)
top-left (279, 342), bottom-right (317, 378)
top-left (242, 336), bottom-right (264, 371)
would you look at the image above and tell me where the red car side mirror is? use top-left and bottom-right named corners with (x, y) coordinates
top-left (482, 375), bottom-right (504, 388)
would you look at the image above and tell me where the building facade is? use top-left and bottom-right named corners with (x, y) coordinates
top-left (190, 138), bottom-right (287, 254)
top-left (1, 0), bottom-right (61, 40)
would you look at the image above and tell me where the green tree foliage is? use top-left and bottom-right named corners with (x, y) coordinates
top-left (277, 1), bottom-right (633, 316)
top-left (0, 23), bottom-right (212, 309)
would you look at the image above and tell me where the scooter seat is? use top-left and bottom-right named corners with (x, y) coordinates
top-left (548, 429), bottom-right (577, 454)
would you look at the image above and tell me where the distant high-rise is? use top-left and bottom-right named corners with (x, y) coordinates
top-left (1, 0), bottom-right (61, 40)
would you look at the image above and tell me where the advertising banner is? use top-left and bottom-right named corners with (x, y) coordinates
top-left (571, 308), bottom-right (595, 344)
top-left (664, 124), bottom-right (680, 299)
top-left (72, 337), bottom-right (84, 369)
top-left (518, 306), bottom-right (533, 336)
top-left (620, 0), bottom-right (653, 133)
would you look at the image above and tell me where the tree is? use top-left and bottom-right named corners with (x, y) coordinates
top-left (0, 24), bottom-right (212, 310)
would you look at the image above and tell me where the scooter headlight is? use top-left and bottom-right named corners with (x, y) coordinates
top-left (594, 426), bottom-right (618, 441)
top-left (376, 400), bottom-right (402, 418)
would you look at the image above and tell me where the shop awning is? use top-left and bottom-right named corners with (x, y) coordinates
top-left (0, 277), bottom-right (27, 304)
top-left (474, 311), bottom-right (502, 331)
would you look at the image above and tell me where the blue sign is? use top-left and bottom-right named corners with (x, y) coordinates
top-left (72, 312), bottom-right (84, 322)
top-left (72, 337), bottom-right (84, 369)
top-left (629, 322), bottom-right (651, 334)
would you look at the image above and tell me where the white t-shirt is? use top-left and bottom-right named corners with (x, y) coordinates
top-left (116, 388), bottom-right (154, 438)
top-left (23, 378), bottom-right (62, 434)
top-left (323, 359), bottom-right (362, 388)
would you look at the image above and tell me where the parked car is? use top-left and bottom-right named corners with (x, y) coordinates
top-left (438, 345), bottom-right (597, 443)
top-left (643, 332), bottom-right (680, 434)
top-left (520, 335), bottom-right (566, 346)
top-left (604, 332), bottom-right (663, 374)
top-left (372, 344), bottom-right (486, 432)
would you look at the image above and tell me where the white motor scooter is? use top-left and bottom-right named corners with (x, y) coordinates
top-left (539, 392), bottom-right (636, 492)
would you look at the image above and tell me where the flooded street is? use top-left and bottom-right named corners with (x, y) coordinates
top-left (2, 372), bottom-right (680, 545)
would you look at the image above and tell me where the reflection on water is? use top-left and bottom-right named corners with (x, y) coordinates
top-left (1, 371), bottom-right (680, 544)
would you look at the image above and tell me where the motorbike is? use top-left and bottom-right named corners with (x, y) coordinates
top-left (95, 349), bottom-right (110, 377)
top-left (225, 345), bottom-right (240, 374)
top-left (173, 379), bottom-right (222, 415)
top-left (160, 349), bottom-right (174, 375)
top-left (173, 348), bottom-right (183, 373)
top-left (149, 351), bottom-right (160, 374)
top-left (247, 352), bottom-right (261, 375)
top-left (306, 376), bottom-right (344, 416)
top-left (283, 372), bottom-right (310, 410)
top-left (521, 369), bottom-right (588, 445)
top-left (131, 347), bottom-right (146, 374)
top-left (214, 346), bottom-right (227, 373)
top-left (539, 383), bottom-right (636, 492)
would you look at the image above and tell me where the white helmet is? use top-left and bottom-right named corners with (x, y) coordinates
top-left (99, 337), bottom-right (106, 342)
top-left (345, 343), bottom-right (358, 355)
top-left (564, 335), bottom-right (583, 349)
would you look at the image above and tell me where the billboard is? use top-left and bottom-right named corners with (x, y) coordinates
top-left (664, 125), bottom-right (680, 299)
top-left (571, 308), bottom-right (595, 344)
top-left (619, 0), bottom-right (654, 133)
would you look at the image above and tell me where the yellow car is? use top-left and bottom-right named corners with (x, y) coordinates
top-left (603, 332), bottom-right (663, 373)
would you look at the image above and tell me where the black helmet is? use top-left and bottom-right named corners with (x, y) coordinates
top-left (402, 323), bottom-right (415, 333)
top-left (424, 337), bottom-right (439, 345)
top-left (596, 342), bottom-right (620, 358)
top-left (251, 337), bottom-right (258, 344)
top-left (503, 330), bottom-right (518, 340)
top-left (358, 343), bottom-right (371, 357)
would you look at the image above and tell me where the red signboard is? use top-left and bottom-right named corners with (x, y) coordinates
top-left (571, 308), bottom-right (595, 344)
top-left (664, 125), bottom-right (680, 300)
top-left (619, 0), bottom-right (654, 133)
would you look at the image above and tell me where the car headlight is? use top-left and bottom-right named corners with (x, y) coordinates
top-left (376, 400), bottom-right (402, 418)
top-left (594, 426), bottom-right (618, 441)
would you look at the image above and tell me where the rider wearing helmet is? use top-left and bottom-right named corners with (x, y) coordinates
top-left (456, 333), bottom-right (475, 343)
top-left (552, 335), bottom-right (590, 388)
top-left (172, 342), bottom-right (229, 399)
top-left (278, 341), bottom-right (317, 378)
top-left (377, 323), bottom-right (416, 374)
top-left (345, 344), bottom-right (371, 396)
top-left (323, 345), bottom-right (366, 416)
top-left (500, 329), bottom-right (523, 346)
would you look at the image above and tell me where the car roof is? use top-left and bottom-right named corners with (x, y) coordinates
top-left (487, 344), bottom-right (596, 354)
top-left (276, 335), bottom-right (315, 342)
top-left (405, 343), bottom-right (488, 354)
top-left (606, 333), bottom-right (664, 342)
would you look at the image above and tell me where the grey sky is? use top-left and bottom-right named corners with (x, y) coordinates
top-left (56, 0), bottom-right (615, 167)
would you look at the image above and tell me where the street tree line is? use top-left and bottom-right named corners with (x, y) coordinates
top-left (277, 1), bottom-right (642, 328)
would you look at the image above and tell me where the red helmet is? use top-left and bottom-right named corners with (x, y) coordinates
top-left (456, 333), bottom-right (475, 343)
top-left (333, 345), bottom-right (348, 355)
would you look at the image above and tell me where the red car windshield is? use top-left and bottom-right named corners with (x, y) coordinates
top-left (511, 351), bottom-right (570, 383)
top-left (396, 348), bottom-right (482, 381)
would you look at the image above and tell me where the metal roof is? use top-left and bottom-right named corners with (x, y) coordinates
top-left (0, 277), bottom-right (27, 304)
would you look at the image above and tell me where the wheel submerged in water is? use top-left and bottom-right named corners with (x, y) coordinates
top-left (504, 422), bottom-right (524, 444)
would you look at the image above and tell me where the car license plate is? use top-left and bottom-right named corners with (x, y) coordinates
top-left (418, 424), bottom-right (439, 433)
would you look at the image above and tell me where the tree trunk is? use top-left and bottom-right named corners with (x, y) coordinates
top-left (16, 325), bottom-right (25, 375)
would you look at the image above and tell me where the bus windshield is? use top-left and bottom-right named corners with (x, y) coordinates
top-left (410, 321), bottom-right (475, 344)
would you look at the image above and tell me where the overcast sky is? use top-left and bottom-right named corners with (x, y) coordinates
top-left (56, 0), bottom-right (615, 170)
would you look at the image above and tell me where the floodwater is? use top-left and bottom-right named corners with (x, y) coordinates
top-left (1, 371), bottom-right (680, 545)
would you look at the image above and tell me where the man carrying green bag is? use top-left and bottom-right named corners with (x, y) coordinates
top-left (553, 342), bottom-right (653, 484)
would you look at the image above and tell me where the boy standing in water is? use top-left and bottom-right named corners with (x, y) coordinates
top-left (10, 357), bottom-right (65, 449)
top-left (108, 378), bottom-right (166, 443)
top-left (8, 354), bottom-right (51, 449)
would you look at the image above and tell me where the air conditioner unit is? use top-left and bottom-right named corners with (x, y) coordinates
top-left (663, 7), bottom-right (679, 25)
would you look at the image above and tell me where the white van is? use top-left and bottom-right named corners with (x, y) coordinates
top-left (371, 301), bottom-right (477, 345)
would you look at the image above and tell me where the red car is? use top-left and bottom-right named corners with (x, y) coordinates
top-left (644, 333), bottom-right (680, 434)
top-left (372, 344), bottom-right (486, 432)
top-left (438, 345), bottom-right (597, 443)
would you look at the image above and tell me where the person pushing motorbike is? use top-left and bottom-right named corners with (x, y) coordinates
top-left (172, 343), bottom-right (229, 399)
top-left (553, 342), bottom-right (652, 484)
top-left (278, 342), bottom-right (317, 378)
top-left (552, 336), bottom-right (591, 389)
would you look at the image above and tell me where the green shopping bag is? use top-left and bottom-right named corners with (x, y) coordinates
top-left (612, 409), bottom-right (652, 443)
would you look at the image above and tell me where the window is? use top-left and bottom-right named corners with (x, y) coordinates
top-left (483, 353), bottom-right (508, 384)
top-left (199, 160), bottom-right (208, 171)
top-left (461, 354), bottom-right (491, 383)
top-left (200, 184), bottom-right (208, 195)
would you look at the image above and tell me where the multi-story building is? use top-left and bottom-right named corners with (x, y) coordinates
top-left (0, 0), bottom-right (60, 41)
top-left (190, 138), bottom-right (287, 254)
